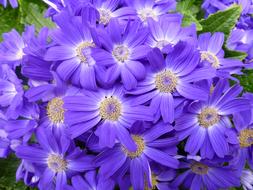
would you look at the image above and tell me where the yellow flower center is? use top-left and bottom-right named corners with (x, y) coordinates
top-left (191, 162), bottom-right (209, 175)
top-left (112, 45), bottom-right (129, 63)
top-left (198, 107), bottom-right (220, 128)
top-left (98, 8), bottom-right (112, 25)
top-left (76, 42), bottom-right (95, 62)
top-left (47, 97), bottom-right (65, 124)
top-left (99, 97), bottom-right (122, 121)
top-left (155, 70), bottom-right (178, 93)
top-left (122, 135), bottom-right (145, 158)
top-left (239, 129), bottom-right (253, 148)
top-left (200, 51), bottom-right (220, 69)
top-left (145, 174), bottom-right (158, 190)
top-left (47, 154), bottom-right (67, 173)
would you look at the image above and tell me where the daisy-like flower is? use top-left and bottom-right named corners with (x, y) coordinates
top-left (128, 42), bottom-right (216, 123)
top-left (22, 27), bottom-right (54, 82)
top-left (146, 16), bottom-right (196, 53)
top-left (90, 0), bottom-right (136, 25)
top-left (64, 170), bottom-right (115, 190)
top-left (172, 156), bottom-right (240, 190)
top-left (16, 128), bottom-right (94, 190)
top-left (125, 0), bottom-right (176, 24)
top-left (92, 18), bottom-right (150, 90)
top-left (95, 121), bottom-right (179, 190)
top-left (0, 64), bottom-right (24, 119)
top-left (175, 79), bottom-right (250, 158)
top-left (241, 169), bottom-right (253, 190)
top-left (198, 32), bottom-right (244, 76)
top-left (0, 30), bottom-right (25, 68)
top-left (45, 16), bottom-right (103, 90)
top-left (63, 86), bottom-right (153, 150)
top-left (25, 73), bottom-right (81, 135)
top-left (0, 0), bottom-right (18, 8)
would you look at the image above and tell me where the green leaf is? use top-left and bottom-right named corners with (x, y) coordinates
top-left (199, 5), bottom-right (242, 38)
top-left (0, 6), bottom-right (24, 41)
top-left (19, 2), bottom-right (55, 32)
top-left (236, 70), bottom-right (253, 92)
top-left (176, 0), bottom-right (203, 31)
top-left (182, 12), bottom-right (203, 31)
top-left (0, 155), bottom-right (35, 190)
top-left (224, 47), bottom-right (248, 60)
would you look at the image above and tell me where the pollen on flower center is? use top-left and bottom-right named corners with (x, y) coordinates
top-left (191, 162), bottom-right (209, 175)
top-left (99, 96), bottom-right (122, 121)
top-left (98, 8), bottom-right (112, 25)
top-left (155, 70), bottom-right (178, 93)
top-left (76, 42), bottom-right (95, 63)
top-left (47, 97), bottom-right (65, 124)
top-left (112, 45), bottom-right (130, 63)
top-left (198, 107), bottom-right (220, 128)
top-left (144, 174), bottom-right (158, 190)
top-left (47, 154), bottom-right (67, 173)
top-left (138, 8), bottom-right (157, 22)
top-left (239, 129), bottom-right (253, 148)
top-left (122, 135), bottom-right (145, 158)
top-left (200, 51), bottom-right (220, 68)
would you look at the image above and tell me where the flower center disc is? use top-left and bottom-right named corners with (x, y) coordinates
top-left (200, 51), bottom-right (220, 68)
top-left (47, 97), bottom-right (65, 124)
top-left (191, 162), bottom-right (209, 175)
top-left (122, 135), bottom-right (145, 158)
top-left (198, 107), bottom-right (220, 128)
top-left (138, 8), bottom-right (157, 22)
top-left (155, 70), bottom-right (178, 93)
top-left (239, 129), bottom-right (253, 148)
top-left (156, 40), bottom-right (169, 49)
top-left (47, 154), bottom-right (67, 173)
top-left (98, 8), bottom-right (112, 25)
top-left (99, 97), bottom-right (122, 121)
top-left (76, 42), bottom-right (95, 63)
top-left (112, 45), bottom-right (129, 63)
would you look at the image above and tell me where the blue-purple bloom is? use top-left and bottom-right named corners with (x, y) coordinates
top-left (0, 0), bottom-right (18, 8)
top-left (93, 18), bottom-right (149, 90)
top-left (172, 156), bottom-right (241, 190)
top-left (175, 79), bottom-right (250, 158)
top-left (198, 32), bottom-right (244, 76)
top-left (16, 128), bottom-right (94, 190)
top-left (64, 86), bottom-right (153, 150)
top-left (128, 42), bottom-right (215, 123)
top-left (95, 121), bottom-right (179, 190)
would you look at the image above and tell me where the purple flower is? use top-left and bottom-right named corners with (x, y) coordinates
top-left (64, 171), bottom-right (115, 190)
top-left (125, 0), bottom-right (176, 24)
top-left (63, 86), bottom-right (153, 150)
top-left (0, 64), bottom-right (24, 119)
top-left (25, 73), bottom-right (81, 136)
top-left (241, 169), bottom-right (253, 190)
top-left (172, 156), bottom-right (241, 190)
top-left (95, 121), bottom-right (179, 190)
top-left (0, 30), bottom-right (25, 68)
top-left (146, 16), bottom-right (196, 53)
top-left (0, 0), bottom-right (18, 8)
top-left (198, 32), bottom-right (244, 76)
top-left (16, 128), bottom-right (94, 190)
top-left (227, 29), bottom-right (253, 63)
top-left (45, 16), bottom-right (103, 90)
top-left (92, 19), bottom-right (149, 90)
top-left (175, 79), bottom-right (250, 158)
top-left (89, 0), bottom-right (136, 25)
top-left (128, 42), bottom-right (215, 123)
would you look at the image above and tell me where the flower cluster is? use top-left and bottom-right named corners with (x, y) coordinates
top-left (0, 0), bottom-right (253, 190)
